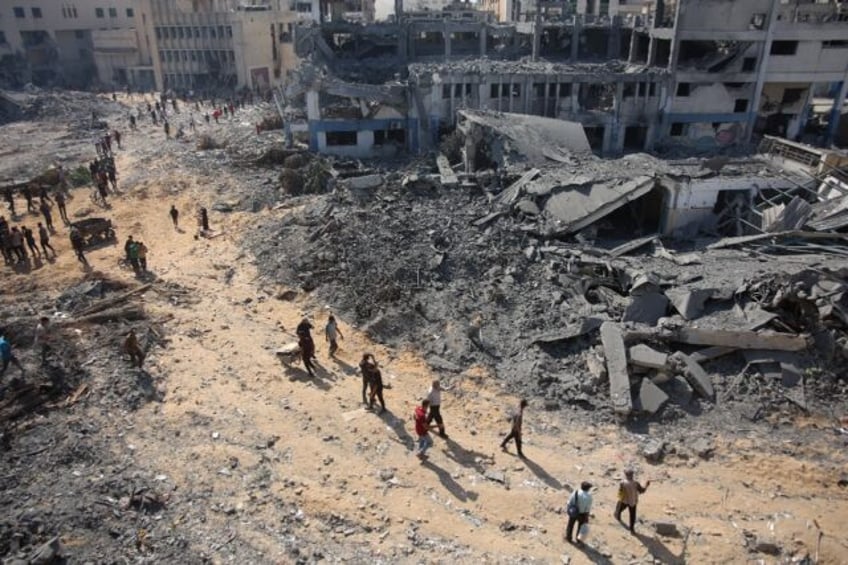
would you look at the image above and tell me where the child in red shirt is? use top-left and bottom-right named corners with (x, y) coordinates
top-left (414, 399), bottom-right (437, 460)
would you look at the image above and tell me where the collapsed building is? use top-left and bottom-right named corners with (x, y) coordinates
top-left (285, 0), bottom-right (848, 156)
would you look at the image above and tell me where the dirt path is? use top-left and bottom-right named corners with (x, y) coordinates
top-left (6, 100), bottom-right (848, 564)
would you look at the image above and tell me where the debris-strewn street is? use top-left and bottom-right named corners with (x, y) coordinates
top-left (1, 91), bottom-right (847, 564)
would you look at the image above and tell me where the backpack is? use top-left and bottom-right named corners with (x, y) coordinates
top-left (566, 491), bottom-right (579, 518)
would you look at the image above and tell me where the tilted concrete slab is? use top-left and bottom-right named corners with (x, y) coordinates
top-left (601, 322), bottom-right (633, 416)
top-left (629, 344), bottom-right (668, 369)
top-left (639, 378), bottom-right (669, 415)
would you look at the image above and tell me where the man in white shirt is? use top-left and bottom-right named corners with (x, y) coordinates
top-left (565, 481), bottom-right (593, 545)
top-left (426, 379), bottom-right (447, 438)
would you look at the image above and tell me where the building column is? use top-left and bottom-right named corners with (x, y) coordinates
top-left (571, 16), bottom-right (581, 61)
top-left (627, 30), bottom-right (638, 63)
top-left (646, 37), bottom-right (657, 66)
top-left (746, 0), bottom-right (780, 142)
top-left (479, 24), bottom-right (487, 56)
top-left (571, 83), bottom-right (580, 114)
top-left (607, 16), bottom-right (621, 59)
top-left (791, 83), bottom-right (815, 141)
top-left (602, 121), bottom-right (614, 155)
top-left (444, 29), bottom-right (451, 59)
top-left (827, 76), bottom-right (848, 145)
top-left (610, 81), bottom-right (625, 155)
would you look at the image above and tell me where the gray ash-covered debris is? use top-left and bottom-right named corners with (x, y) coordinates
top-left (246, 150), bottom-right (848, 424)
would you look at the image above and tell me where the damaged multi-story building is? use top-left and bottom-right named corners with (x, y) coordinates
top-left (0, 0), bottom-right (137, 87)
top-left (288, 0), bottom-right (848, 157)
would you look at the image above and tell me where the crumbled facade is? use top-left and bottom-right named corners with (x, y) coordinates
top-left (289, 0), bottom-right (848, 157)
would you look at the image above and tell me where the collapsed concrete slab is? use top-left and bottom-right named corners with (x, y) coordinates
top-left (670, 352), bottom-right (714, 399)
top-left (639, 379), bottom-right (669, 415)
top-left (629, 344), bottom-right (668, 369)
top-left (600, 322), bottom-right (632, 416)
top-left (666, 288), bottom-right (715, 321)
top-left (623, 292), bottom-right (668, 326)
top-left (542, 175), bottom-right (656, 236)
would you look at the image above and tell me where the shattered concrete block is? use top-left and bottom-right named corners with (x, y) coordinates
top-left (629, 344), bottom-right (668, 369)
top-left (667, 376), bottom-right (693, 406)
top-left (642, 440), bottom-right (666, 463)
top-left (670, 352), bottom-right (714, 400)
top-left (345, 174), bottom-right (384, 191)
top-left (600, 322), bottom-right (633, 416)
top-left (639, 379), bottom-right (669, 415)
top-left (585, 351), bottom-right (607, 383)
top-left (654, 522), bottom-right (681, 538)
top-left (666, 288), bottom-right (714, 321)
top-left (623, 292), bottom-right (668, 326)
top-left (781, 363), bottom-right (802, 387)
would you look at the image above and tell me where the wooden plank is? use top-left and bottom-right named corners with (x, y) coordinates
top-left (673, 328), bottom-right (808, 352)
top-left (600, 322), bottom-right (632, 416)
top-left (73, 283), bottom-right (153, 317)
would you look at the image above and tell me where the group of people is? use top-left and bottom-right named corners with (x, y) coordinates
top-left (123, 236), bottom-right (150, 274)
top-left (1, 186), bottom-right (61, 267)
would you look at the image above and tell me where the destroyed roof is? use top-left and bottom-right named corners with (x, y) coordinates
top-left (458, 109), bottom-right (591, 162)
top-left (409, 58), bottom-right (668, 80)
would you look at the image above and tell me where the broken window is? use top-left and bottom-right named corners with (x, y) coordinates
top-left (511, 84), bottom-right (521, 97)
top-left (676, 83), bottom-right (691, 96)
top-left (127, 8), bottom-right (134, 18)
top-left (465, 84), bottom-right (472, 97)
top-left (226, 26), bottom-right (232, 38)
top-left (734, 99), bottom-right (748, 113)
top-left (533, 83), bottom-right (545, 97)
top-left (623, 84), bottom-right (636, 98)
top-left (443, 84), bottom-right (451, 99)
top-left (781, 88), bottom-right (804, 105)
top-left (454, 84), bottom-right (462, 97)
top-left (670, 122), bottom-right (686, 136)
top-left (32, 7), bottom-right (42, 18)
top-left (559, 83), bottom-right (572, 98)
top-left (770, 41), bottom-right (797, 55)
top-left (823, 40), bottom-right (848, 48)
top-left (501, 84), bottom-right (510, 97)
top-left (548, 83), bottom-right (557, 97)
top-left (742, 57), bottom-right (756, 71)
top-left (638, 82), bottom-right (647, 96)
top-left (109, 7), bottom-right (117, 17)
top-left (326, 131), bottom-right (357, 146)
top-left (649, 83), bottom-right (656, 97)
top-left (95, 7), bottom-right (104, 18)
top-left (13, 7), bottom-right (25, 18)
top-left (374, 129), bottom-right (405, 145)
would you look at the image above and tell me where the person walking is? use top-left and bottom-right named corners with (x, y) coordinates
top-left (39, 200), bottom-right (54, 232)
top-left (33, 317), bottom-right (53, 364)
top-left (0, 330), bottom-right (25, 378)
top-left (124, 329), bottom-right (144, 368)
top-left (200, 207), bottom-right (209, 232)
top-left (9, 227), bottom-right (26, 262)
top-left (359, 353), bottom-right (385, 411)
top-left (137, 241), bottom-right (148, 272)
top-left (414, 398), bottom-right (438, 461)
top-left (426, 379), bottom-right (447, 438)
top-left (565, 482), bottom-right (594, 545)
top-left (500, 399), bottom-right (528, 458)
top-left (169, 204), bottom-right (179, 229)
top-left (37, 223), bottom-right (55, 257)
top-left (296, 318), bottom-right (317, 377)
top-left (615, 470), bottom-right (650, 534)
top-left (325, 315), bottom-right (343, 356)
top-left (55, 191), bottom-right (69, 225)
top-left (164, 121), bottom-right (171, 139)
top-left (4, 188), bottom-right (15, 216)
top-left (23, 185), bottom-right (36, 213)
top-left (127, 238), bottom-right (140, 273)
top-left (69, 227), bottom-right (87, 264)
top-left (22, 226), bottom-right (39, 257)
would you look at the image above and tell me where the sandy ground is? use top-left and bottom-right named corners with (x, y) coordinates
top-left (3, 98), bottom-right (848, 564)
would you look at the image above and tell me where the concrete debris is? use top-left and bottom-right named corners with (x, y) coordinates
top-left (642, 440), bottom-right (666, 463)
top-left (639, 379), bottom-right (669, 415)
top-left (623, 292), bottom-right (669, 326)
top-left (629, 345), bottom-right (668, 370)
top-left (667, 376), bottom-right (694, 407)
top-left (691, 438), bottom-right (715, 459)
top-left (666, 288), bottom-right (716, 321)
top-left (600, 322), bottom-right (633, 416)
top-left (670, 352), bottom-right (715, 400)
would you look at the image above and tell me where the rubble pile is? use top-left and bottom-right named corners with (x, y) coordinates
top-left (248, 154), bottom-right (848, 423)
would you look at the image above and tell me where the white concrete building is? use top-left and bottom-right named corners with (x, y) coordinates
top-left (0, 0), bottom-right (136, 86)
